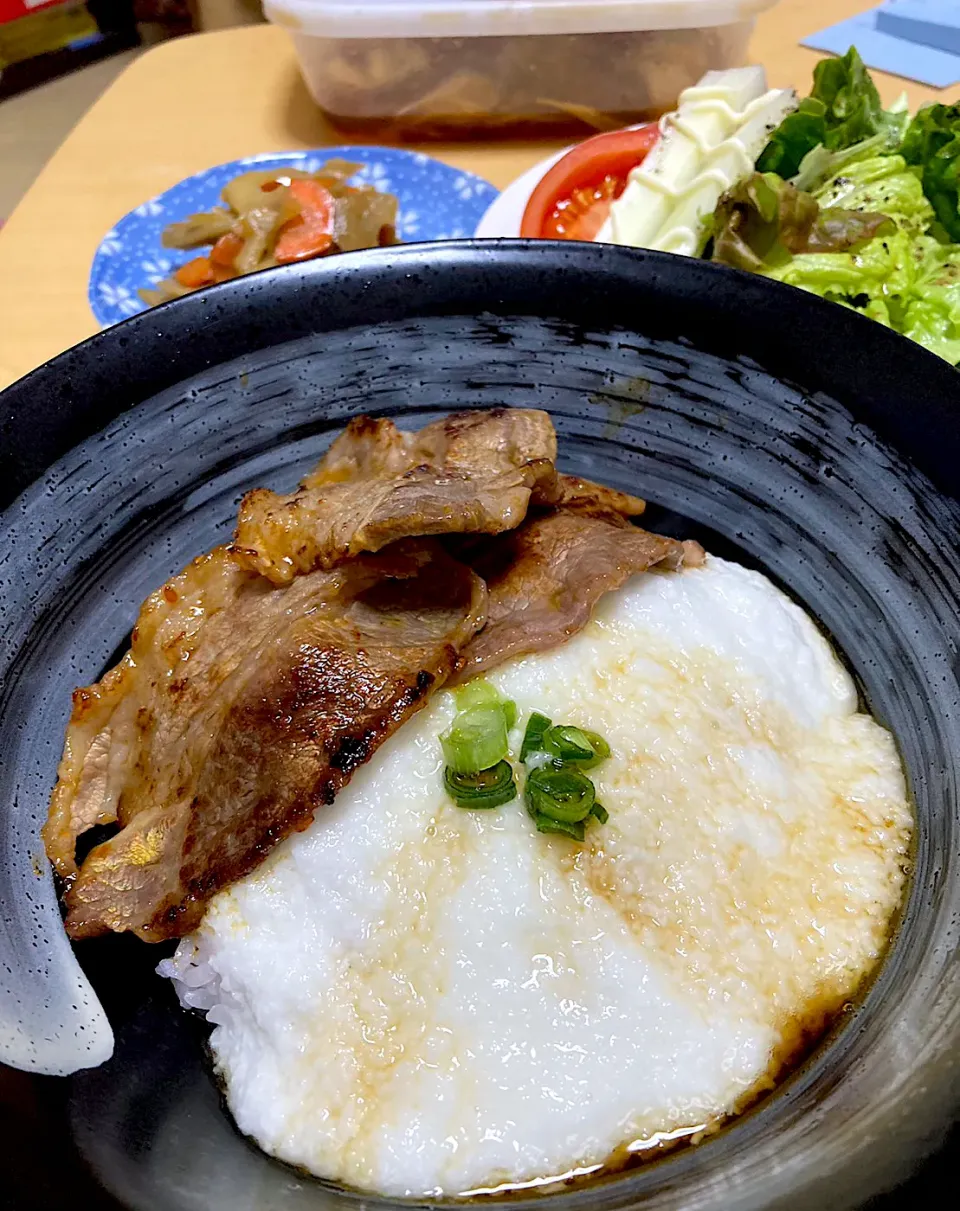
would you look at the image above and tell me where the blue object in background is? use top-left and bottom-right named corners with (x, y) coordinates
top-left (89, 147), bottom-right (499, 328)
top-left (877, 0), bottom-right (960, 57)
top-left (802, 4), bottom-right (960, 88)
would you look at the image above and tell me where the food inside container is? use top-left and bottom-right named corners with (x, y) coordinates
top-left (264, 0), bottom-right (779, 139)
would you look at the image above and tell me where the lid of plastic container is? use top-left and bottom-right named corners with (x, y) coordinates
top-left (264, 0), bottom-right (779, 41)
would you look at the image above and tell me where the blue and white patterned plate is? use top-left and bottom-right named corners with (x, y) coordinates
top-left (89, 147), bottom-right (498, 328)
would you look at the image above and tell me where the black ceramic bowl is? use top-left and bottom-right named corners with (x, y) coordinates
top-left (1, 242), bottom-right (958, 1211)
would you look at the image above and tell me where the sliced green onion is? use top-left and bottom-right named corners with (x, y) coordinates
top-left (580, 730), bottom-right (611, 767)
top-left (520, 711), bottom-right (552, 762)
top-left (544, 725), bottom-right (610, 769)
top-left (455, 679), bottom-right (499, 712)
top-left (590, 802), bottom-right (609, 825)
top-left (544, 725), bottom-right (594, 761)
top-left (444, 761), bottom-right (516, 809)
top-left (525, 766), bottom-right (596, 823)
top-left (533, 813), bottom-right (586, 841)
top-left (453, 680), bottom-right (516, 733)
top-left (441, 705), bottom-right (508, 774)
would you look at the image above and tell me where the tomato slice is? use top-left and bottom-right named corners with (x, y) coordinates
top-left (520, 124), bottom-right (660, 242)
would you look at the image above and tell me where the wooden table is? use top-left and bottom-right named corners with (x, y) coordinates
top-left (1, 0), bottom-right (957, 391)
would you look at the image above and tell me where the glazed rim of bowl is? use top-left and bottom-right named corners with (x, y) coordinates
top-left (1, 241), bottom-right (959, 1211)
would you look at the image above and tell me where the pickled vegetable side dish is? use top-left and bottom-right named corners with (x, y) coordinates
top-left (140, 159), bottom-right (398, 306)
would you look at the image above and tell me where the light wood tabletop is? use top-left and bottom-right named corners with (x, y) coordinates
top-left (1, 0), bottom-right (958, 392)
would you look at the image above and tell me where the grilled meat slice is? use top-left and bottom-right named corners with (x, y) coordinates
top-left (233, 409), bottom-right (560, 585)
top-left (451, 511), bottom-right (703, 685)
top-left (45, 541), bottom-right (485, 941)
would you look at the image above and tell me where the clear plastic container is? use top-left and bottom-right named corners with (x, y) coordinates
top-left (264, 0), bottom-right (780, 140)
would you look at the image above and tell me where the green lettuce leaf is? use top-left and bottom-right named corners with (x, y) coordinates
top-left (756, 47), bottom-right (904, 181)
top-left (757, 221), bottom-right (960, 365)
top-left (792, 130), bottom-right (887, 193)
top-left (902, 242), bottom-right (960, 362)
top-left (900, 102), bottom-right (960, 241)
top-left (711, 172), bottom-right (893, 273)
top-left (763, 223), bottom-right (918, 305)
top-left (790, 92), bottom-right (909, 193)
top-left (756, 98), bottom-right (829, 179)
top-left (813, 154), bottom-right (934, 235)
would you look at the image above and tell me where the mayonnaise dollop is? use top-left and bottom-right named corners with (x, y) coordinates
top-left (597, 67), bottom-right (797, 256)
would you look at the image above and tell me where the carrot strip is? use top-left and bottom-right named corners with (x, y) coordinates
top-left (210, 232), bottom-right (245, 269)
top-left (274, 179), bottom-right (336, 264)
top-left (174, 256), bottom-right (215, 288)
